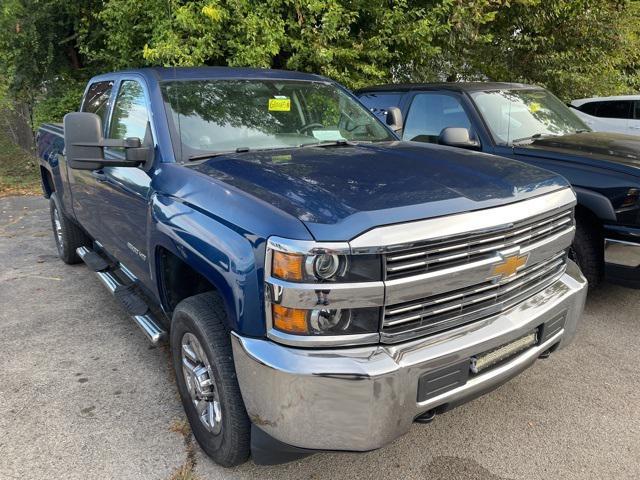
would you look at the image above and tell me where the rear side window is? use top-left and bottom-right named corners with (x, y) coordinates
top-left (402, 93), bottom-right (473, 143)
top-left (109, 80), bottom-right (149, 141)
top-left (576, 102), bottom-right (597, 116)
top-left (358, 92), bottom-right (403, 122)
top-left (590, 101), bottom-right (632, 119)
top-left (81, 81), bottom-right (113, 128)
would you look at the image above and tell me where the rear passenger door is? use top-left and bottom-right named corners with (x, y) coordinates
top-left (71, 79), bottom-right (115, 240)
top-left (402, 93), bottom-right (475, 144)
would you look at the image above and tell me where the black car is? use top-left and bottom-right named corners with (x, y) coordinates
top-left (356, 82), bottom-right (640, 288)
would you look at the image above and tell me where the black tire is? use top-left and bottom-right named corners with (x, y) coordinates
top-left (569, 216), bottom-right (603, 288)
top-left (49, 192), bottom-right (91, 264)
top-left (171, 292), bottom-right (250, 467)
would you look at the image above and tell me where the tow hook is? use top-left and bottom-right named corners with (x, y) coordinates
top-left (538, 349), bottom-right (552, 359)
top-left (415, 409), bottom-right (436, 424)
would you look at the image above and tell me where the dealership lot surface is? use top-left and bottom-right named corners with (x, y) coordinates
top-left (1, 195), bottom-right (639, 480)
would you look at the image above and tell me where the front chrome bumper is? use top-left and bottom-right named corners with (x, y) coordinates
top-left (232, 260), bottom-right (587, 452)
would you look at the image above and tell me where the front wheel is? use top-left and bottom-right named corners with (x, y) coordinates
top-left (171, 292), bottom-right (250, 467)
top-left (569, 216), bottom-right (603, 288)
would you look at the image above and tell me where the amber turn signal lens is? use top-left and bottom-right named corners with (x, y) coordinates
top-left (272, 304), bottom-right (309, 334)
top-left (272, 251), bottom-right (304, 281)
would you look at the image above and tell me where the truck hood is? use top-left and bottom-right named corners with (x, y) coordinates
top-left (517, 131), bottom-right (640, 172)
top-left (190, 141), bottom-right (568, 241)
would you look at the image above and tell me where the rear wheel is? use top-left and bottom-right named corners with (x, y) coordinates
top-left (569, 215), bottom-right (603, 288)
top-left (49, 193), bottom-right (91, 264)
top-left (171, 292), bottom-right (250, 467)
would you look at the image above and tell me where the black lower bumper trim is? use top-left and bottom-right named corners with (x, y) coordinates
top-left (251, 425), bottom-right (315, 465)
top-left (605, 264), bottom-right (640, 289)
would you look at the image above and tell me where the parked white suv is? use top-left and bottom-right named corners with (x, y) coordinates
top-left (570, 95), bottom-right (640, 135)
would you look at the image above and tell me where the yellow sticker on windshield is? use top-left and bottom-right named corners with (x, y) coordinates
top-left (529, 102), bottom-right (541, 113)
top-left (268, 98), bottom-right (291, 112)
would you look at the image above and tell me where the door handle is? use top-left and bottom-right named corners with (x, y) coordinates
top-left (91, 170), bottom-right (107, 182)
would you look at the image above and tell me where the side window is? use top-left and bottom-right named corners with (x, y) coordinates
top-left (577, 102), bottom-right (597, 116)
top-left (634, 101), bottom-right (640, 119)
top-left (81, 81), bottom-right (113, 129)
top-left (593, 101), bottom-right (632, 119)
top-left (402, 93), bottom-right (472, 143)
top-left (358, 92), bottom-right (403, 122)
top-left (109, 80), bottom-right (149, 141)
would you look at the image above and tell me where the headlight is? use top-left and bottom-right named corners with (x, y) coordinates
top-left (266, 237), bottom-right (383, 343)
top-left (270, 250), bottom-right (380, 283)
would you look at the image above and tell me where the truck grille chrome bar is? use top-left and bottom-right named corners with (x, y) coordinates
top-left (384, 208), bottom-right (573, 280)
top-left (381, 252), bottom-right (567, 343)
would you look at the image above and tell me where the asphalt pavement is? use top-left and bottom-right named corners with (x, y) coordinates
top-left (1, 195), bottom-right (639, 480)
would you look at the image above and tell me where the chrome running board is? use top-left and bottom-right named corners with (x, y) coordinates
top-left (77, 246), bottom-right (167, 345)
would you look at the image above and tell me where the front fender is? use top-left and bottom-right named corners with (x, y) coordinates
top-left (149, 193), bottom-right (266, 337)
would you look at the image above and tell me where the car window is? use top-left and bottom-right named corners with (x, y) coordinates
top-left (81, 81), bottom-right (113, 129)
top-left (109, 80), bottom-right (149, 140)
top-left (358, 92), bottom-right (403, 122)
top-left (402, 93), bottom-right (472, 143)
top-left (577, 102), bottom-right (597, 116)
top-left (161, 80), bottom-right (393, 160)
top-left (593, 101), bottom-right (632, 119)
top-left (635, 101), bottom-right (640, 120)
top-left (471, 89), bottom-right (587, 145)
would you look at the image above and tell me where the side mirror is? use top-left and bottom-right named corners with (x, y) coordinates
top-left (64, 112), bottom-right (148, 170)
top-left (385, 107), bottom-right (403, 133)
top-left (438, 127), bottom-right (480, 150)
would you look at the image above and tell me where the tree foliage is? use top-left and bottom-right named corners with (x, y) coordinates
top-left (0, 0), bottom-right (638, 128)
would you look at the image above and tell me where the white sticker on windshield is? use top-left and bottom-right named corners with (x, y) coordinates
top-left (312, 130), bottom-right (345, 141)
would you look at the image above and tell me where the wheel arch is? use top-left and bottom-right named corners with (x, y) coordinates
top-left (149, 194), bottom-right (266, 337)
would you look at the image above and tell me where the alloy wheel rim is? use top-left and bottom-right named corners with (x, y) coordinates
top-left (181, 332), bottom-right (222, 435)
top-left (53, 207), bottom-right (63, 251)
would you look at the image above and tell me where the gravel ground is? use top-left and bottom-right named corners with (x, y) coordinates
top-left (1, 195), bottom-right (639, 480)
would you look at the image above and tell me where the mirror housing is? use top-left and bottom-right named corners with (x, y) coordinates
top-left (64, 112), bottom-right (150, 170)
top-left (385, 107), bottom-right (403, 133)
top-left (438, 127), bottom-right (480, 150)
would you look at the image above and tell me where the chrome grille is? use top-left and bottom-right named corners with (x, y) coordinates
top-left (384, 208), bottom-right (573, 280)
top-left (382, 252), bottom-right (567, 343)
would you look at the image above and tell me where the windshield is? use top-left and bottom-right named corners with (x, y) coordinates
top-left (161, 79), bottom-right (394, 160)
top-left (470, 89), bottom-right (588, 145)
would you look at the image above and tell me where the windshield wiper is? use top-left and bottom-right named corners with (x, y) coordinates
top-left (511, 133), bottom-right (557, 145)
top-left (298, 140), bottom-right (354, 148)
top-left (188, 147), bottom-right (250, 162)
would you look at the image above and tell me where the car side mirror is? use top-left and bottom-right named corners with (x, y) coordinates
top-left (385, 107), bottom-right (403, 133)
top-left (438, 127), bottom-right (480, 150)
top-left (64, 112), bottom-right (149, 170)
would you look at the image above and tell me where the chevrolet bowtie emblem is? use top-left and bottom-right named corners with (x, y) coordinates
top-left (491, 253), bottom-right (529, 280)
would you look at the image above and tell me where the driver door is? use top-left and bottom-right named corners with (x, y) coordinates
top-left (91, 78), bottom-right (154, 283)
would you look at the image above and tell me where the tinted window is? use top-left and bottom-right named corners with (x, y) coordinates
top-left (81, 81), bottom-right (113, 128)
top-left (577, 102), bottom-right (597, 115)
top-left (635, 101), bottom-right (640, 120)
top-left (402, 93), bottom-right (472, 143)
top-left (594, 101), bottom-right (632, 119)
top-left (109, 80), bottom-right (149, 140)
top-left (358, 92), bottom-right (403, 122)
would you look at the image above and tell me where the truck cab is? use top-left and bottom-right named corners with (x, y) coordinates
top-left (38, 69), bottom-right (587, 466)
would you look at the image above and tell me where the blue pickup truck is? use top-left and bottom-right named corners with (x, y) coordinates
top-left (37, 68), bottom-right (587, 466)
top-left (357, 82), bottom-right (640, 289)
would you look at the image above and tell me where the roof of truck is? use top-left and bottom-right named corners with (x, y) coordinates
top-left (356, 82), bottom-right (540, 93)
top-left (91, 67), bottom-right (330, 83)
